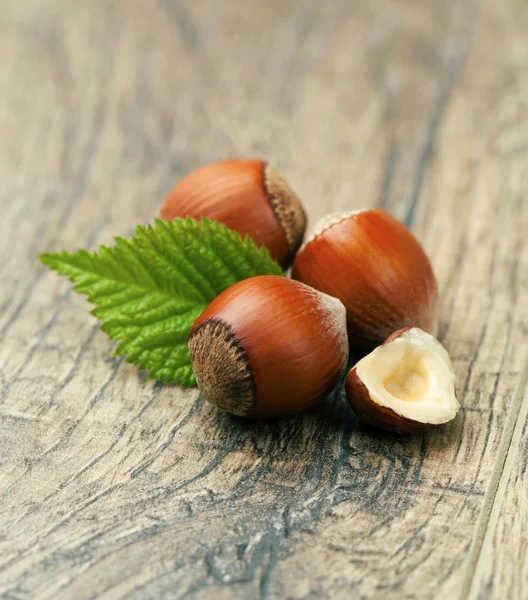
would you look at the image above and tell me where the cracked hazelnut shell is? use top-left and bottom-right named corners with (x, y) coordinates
top-left (346, 327), bottom-right (459, 433)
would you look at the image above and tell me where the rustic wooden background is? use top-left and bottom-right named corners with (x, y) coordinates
top-left (0, 0), bottom-right (527, 598)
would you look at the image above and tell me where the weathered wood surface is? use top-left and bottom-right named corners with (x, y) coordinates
top-left (0, 0), bottom-right (527, 598)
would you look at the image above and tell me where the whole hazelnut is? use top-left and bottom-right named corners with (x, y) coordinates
top-left (160, 159), bottom-right (307, 269)
top-left (292, 209), bottom-right (438, 353)
top-left (188, 275), bottom-right (348, 418)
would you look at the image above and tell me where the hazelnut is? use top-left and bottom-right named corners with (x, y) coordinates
top-left (160, 158), bottom-right (307, 269)
top-left (345, 327), bottom-right (459, 433)
top-left (292, 208), bottom-right (438, 353)
top-left (188, 275), bottom-right (348, 418)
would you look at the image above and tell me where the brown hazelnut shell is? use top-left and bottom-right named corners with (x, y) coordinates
top-left (160, 158), bottom-right (307, 269)
top-left (188, 276), bottom-right (348, 419)
top-left (292, 209), bottom-right (438, 354)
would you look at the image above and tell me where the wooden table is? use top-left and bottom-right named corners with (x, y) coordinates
top-left (1, 1), bottom-right (527, 598)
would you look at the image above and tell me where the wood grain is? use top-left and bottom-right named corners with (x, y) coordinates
top-left (0, 0), bottom-right (527, 599)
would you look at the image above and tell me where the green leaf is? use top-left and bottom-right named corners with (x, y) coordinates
top-left (40, 217), bottom-right (283, 386)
